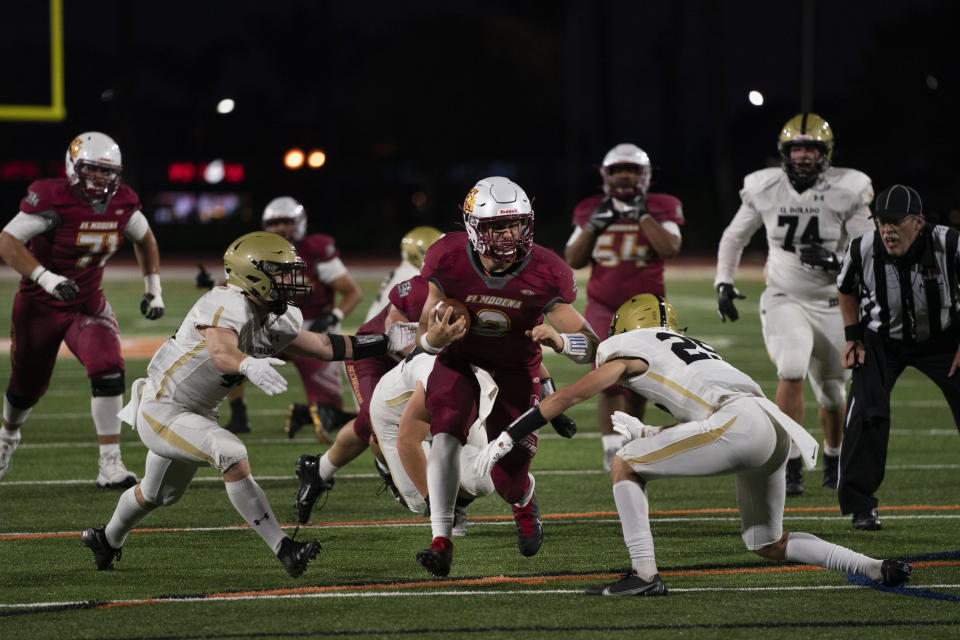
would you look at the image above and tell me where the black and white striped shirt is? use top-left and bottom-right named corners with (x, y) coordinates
top-left (837, 223), bottom-right (960, 342)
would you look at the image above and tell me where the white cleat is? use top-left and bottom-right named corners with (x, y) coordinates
top-left (97, 450), bottom-right (137, 489)
top-left (0, 431), bottom-right (22, 481)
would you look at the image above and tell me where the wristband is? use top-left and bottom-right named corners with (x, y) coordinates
top-left (350, 334), bottom-right (388, 359)
top-left (328, 334), bottom-right (346, 360)
top-left (505, 406), bottom-right (548, 441)
top-left (418, 332), bottom-right (443, 355)
top-left (29, 265), bottom-right (48, 282)
top-left (540, 377), bottom-right (556, 397)
top-left (332, 308), bottom-right (344, 321)
top-left (844, 324), bottom-right (863, 342)
top-left (144, 273), bottom-right (161, 296)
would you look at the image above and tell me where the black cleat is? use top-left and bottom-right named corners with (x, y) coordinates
top-left (295, 454), bottom-right (335, 524)
top-left (311, 403), bottom-right (354, 443)
top-left (853, 507), bottom-right (882, 531)
top-left (416, 537), bottom-right (453, 577)
top-left (512, 492), bottom-right (543, 557)
top-left (81, 526), bottom-right (122, 571)
top-left (822, 453), bottom-right (839, 490)
top-left (284, 403), bottom-right (313, 439)
top-left (585, 570), bottom-right (668, 596)
top-left (879, 559), bottom-right (912, 587)
top-left (277, 536), bottom-right (321, 578)
top-left (785, 457), bottom-right (804, 496)
top-left (374, 458), bottom-right (406, 507)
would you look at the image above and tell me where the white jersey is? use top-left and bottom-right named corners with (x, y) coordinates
top-left (597, 328), bottom-right (763, 423)
top-left (145, 285), bottom-right (303, 417)
top-left (370, 351), bottom-right (438, 428)
top-left (715, 167), bottom-right (874, 300)
top-left (363, 261), bottom-right (419, 322)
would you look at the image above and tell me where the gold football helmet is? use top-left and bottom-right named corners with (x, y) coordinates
top-left (609, 293), bottom-right (679, 337)
top-left (401, 226), bottom-right (444, 271)
top-left (223, 231), bottom-right (312, 314)
top-left (777, 113), bottom-right (834, 191)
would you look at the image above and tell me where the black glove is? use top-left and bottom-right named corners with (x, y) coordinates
top-left (799, 245), bottom-right (841, 272)
top-left (310, 312), bottom-right (340, 333)
top-left (584, 197), bottom-right (617, 235)
top-left (550, 413), bottom-right (578, 438)
top-left (53, 279), bottom-right (80, 302)
top-left (196, 264), bottom-right (215, 289)
top-left (140, 292), bottom-right (165, 320)
top-left (620, 197), bottom-right (647, 222)
top-left (716, 283), bottom-right (745, 322)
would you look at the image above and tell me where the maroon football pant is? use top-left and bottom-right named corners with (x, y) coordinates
top-left (426, 354), bottom-right (540, 505)
top-left (7, 292), bottom-right (123, 407)
top-left (344, 356), bottom-right (394, 442)
top-left (287, 353), bottom-right (345, 408)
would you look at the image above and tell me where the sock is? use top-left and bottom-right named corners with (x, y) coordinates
top-left (92, 395), bottom-right (123, 438)
top-left (427, 433), bottom-right (461, 540)
top-left (513, 473), bottom-right (535, 509)
top-left (3, 394), bottom-right (31, 427)
top-left (602, 433), bottom-right (626, 452)
top-left (317, 453), bottom-right (339, 482)
top-left (0, 426), bottom-right (21, 443)
top-left (224, 475), bottom-right (286, 553)
top-left (105, 486), bottom-right (154, 548)
top-left (99, 443), bottom-right (121, 456)
top-left (784, 531), bottom-right (883, 580)
top-left (613, 480), bottom-right (658, 580)
top-left (823, 444), bottom-right (841, 457)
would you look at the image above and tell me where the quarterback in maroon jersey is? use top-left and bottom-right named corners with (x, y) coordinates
top-left (413, 176), bottom-right (599, 577)
top-left (565, 143), bottom-right (684, 471)
top-left (0, 132), bottom-right (164, 487)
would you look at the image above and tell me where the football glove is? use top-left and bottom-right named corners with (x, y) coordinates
top-left (550, 413), bottom-right (578, 438)
top-left (195, 264), bottom-right (215, 289)
top-left (238, 357), bottom-right (287, 396)
top-left (799, 245), bottom-right (841, 272)
top-left (386, 321), bottom-right (419, 356)
top-left (310, 312), bottom-right (341, 334)
top-left (33, 267), bottom-right (79, 302)
top-left (475, 431), bottom-right (514, 478)
top-left (610, 411), bottom-right (662, 441)
top-left (584, 197), bottom-right (617, 235)
top-left (140, 293), bottom-right (165, 320)
top-left (716, 283), bottom-right (745, 322)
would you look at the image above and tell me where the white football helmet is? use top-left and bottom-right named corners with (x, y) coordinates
top-left (462, 176), bottom-right (534, 263)
top-left (65, 132), bottom-right (122, 202)
top-left (600, 143), bottom-right (651, 201)
top-left (262, 196), bottom-right (307, 243)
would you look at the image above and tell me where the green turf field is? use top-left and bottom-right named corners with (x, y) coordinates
top-left (0, 269), bottom-right (958, 639)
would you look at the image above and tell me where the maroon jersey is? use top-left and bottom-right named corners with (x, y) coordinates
top-left (17, 178), bottom-right (141, 309)
top-left (573, 192), bottom-right (684, 308)
top-left (421, 232), bottom-right (576, 372)
top-left (356, 275), bottom-right (429, 336)
top-left (296, 233), bottom-right (340, 320)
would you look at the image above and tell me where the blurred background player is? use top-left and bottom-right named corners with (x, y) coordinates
top-left (714, 113), bottom-right (874, 496)
top-left (565, 143), bottom-right (684, 470)
top-left (413, 176), bottom-right (599, 577)
top-left (0, 132), bottom-right (164, 488)
top-left (363, 225), bottom-right (443, 322)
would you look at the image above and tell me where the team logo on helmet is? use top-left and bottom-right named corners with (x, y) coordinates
top-left (69, 137), bottom-right (83, 158)
top-left (463, 188), bottom-right (478, 214)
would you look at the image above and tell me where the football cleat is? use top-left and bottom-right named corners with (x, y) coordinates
top-left (822, 453), bottom-right (839, 490)
top-left (294, 454), bottom-right (335, 524)
top-left (224, 415), bottom-right (251, 434)
top-left (0, 430), bottom-right (21, 481)
top-left (374, 458), bottom-right (406, 507)
top-left (81, 526), bottom-right (122, 570)
top-left (512, 492), bottom-right (543, 557)
top-left (309, 403), bottom-right (342, 444)
top-left (585, 571), bottom-right (668, 596)
top-left (277, 536), bottom-right (321, 578)
top-left (97, 450), bottom-right (137, 489)
top-left (785, 457), bottom-right (804, 496)
top-left (284, 403), bottom-right (313, 439)
top-left (879, 559), bottom-right (912, 587)
top-left (416, 536), bottom-right (453, 577)
top-left (852, 507), bottom-right (882, 531)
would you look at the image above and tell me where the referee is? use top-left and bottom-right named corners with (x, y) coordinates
top-left (836, 184), bottom-right (960, 530)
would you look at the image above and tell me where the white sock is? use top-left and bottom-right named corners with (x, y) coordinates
top-left (318, 453), bottom-right (339, 482)
top-left (105, 486), bottom-right (153, 548)
top-left (92, 395), bottom-right (123, 438)
top-left (613, 480), bottom-right (658, 580)
top-left (784, 531), bottom-right (882, 580)
top-left (513, 473), bottom-right (535, 508)
top-left (99, 443), bottom-right (121, 456)
top-left (224, 475), bottom-right (286, 553)
top-left (0, 426), bottom-right (21, 443)
top-left (3, 394), bottom-right (31, 426)
top-left (427, 433), bottom-right (461, 540)
top-left (602, 433), bottom-right (626, 452)
top-left (823, 444), bottom-right (841, 457)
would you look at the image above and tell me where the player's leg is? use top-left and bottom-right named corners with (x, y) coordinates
top-left (289, 355), bottom-right (356, 441)
top-left (224, 384), bottom-right (250, 434)
top-left (294, 416), bottom-right (369, 523)
top-left (597, 390), bottom-right (647, 471)
top-left (806, 301), bottom-right (849, 489)
top-left (760, 289), bottom-right (814, 496)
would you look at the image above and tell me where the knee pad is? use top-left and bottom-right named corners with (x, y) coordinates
top-left (208, 429), bottom-right (248, 472)
top-left (140, 476), bottom-right (187, 507)
top-left (91, 373), bottom-right (126, 397)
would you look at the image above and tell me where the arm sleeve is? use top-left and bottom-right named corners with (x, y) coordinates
top-left (123, 210), bottom-right (151, 241)
top-left (2, 211), bottom-right (58, 242)
top-left (314, 257), bottom-right (348, 284)
top-left (714, 201), bottom-right (763, 287)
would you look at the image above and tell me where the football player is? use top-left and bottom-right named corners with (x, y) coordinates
top-left (362, 225), bottom-right (443, 322)
top-left (413, 176), bottom-right (599, 577)
top-left (714, 113), bottom-right (875, 496)
top-left (565, 143), bottom-right (684, 471)
top-left (80, 232), bottom-right (413, 577)
top-left (0, 132), bottom-right (164, 488)
top-left (476, 294), bottom-right (911, 595)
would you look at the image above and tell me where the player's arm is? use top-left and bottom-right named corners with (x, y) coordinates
top-left (397, 381), bottom-right (431, 499)
top-left (329, 271), bottom-right (364, 321)
top-left (0, 212), bottom-right (79, 301)
top-left (639, 214), bottom-right (681, 258)
top-left (532, 302), bottom-right (599, 364)
top-left (0, 230), bottom-right (43, 278)
top-left (415, 281), bottom-right (467, 354)
top-left (838, 290), bottom-right (864, 369)
top-left (203, 326), bottom-right (288, 396)
top-left (564, 198), bottom-right (616, 268)
top-left (129, 220), bottom-right (164, 320)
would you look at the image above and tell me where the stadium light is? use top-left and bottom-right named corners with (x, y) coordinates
top-left (748, 90), bottom-right (764, 106)
top-left (307, 150), bottom-right (326, 168)
top-left (285, 149), bottom-right (305, 169)
top-left (203, 159), bottom-right (225, 184)
top-left (217, 98), bottom-right (235, 114)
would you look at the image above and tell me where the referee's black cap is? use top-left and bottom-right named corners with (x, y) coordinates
top-left (871, 184), bottom-right (923, 220)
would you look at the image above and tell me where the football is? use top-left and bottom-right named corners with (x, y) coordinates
top-left (433, 297), bottom-right (472, 331)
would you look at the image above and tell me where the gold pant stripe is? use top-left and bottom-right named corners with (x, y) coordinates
top-left (156, 342), bottom-right (206, 400)
top-left (645, 372), bottom-right (715, 412)
top-left (141, 410), bottom-right (217, 466)
top-left (625, 415), bottom-right (736, 465)
top-left (385, 391), bottom-right (414, 407)
top-left (211, 306), bottom-right (225, 327)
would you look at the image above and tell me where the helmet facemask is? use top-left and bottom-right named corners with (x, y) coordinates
top-left (75, 161), bottom-right (122, 202)
top-left (255, 259), bottom-right (313, 315)
top-left (601, 162), bottom-right (651, 202)
top-left (779, 141), bottom-right (829, 192)
top-left (465, 213), bottom-right (534, 264)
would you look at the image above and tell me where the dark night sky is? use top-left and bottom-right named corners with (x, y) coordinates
top-left (1, 1), bottom-right (956, 257)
